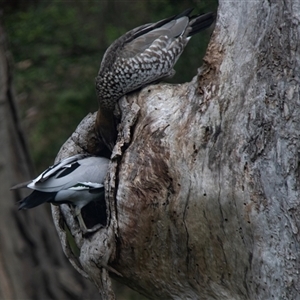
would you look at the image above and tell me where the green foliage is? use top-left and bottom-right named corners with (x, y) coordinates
top-left (5, 2), bottom-right (102, 171)
top-left (4, 0), bottom-right (218, 173)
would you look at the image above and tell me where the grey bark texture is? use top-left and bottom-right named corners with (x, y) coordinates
top-left (0, 22), bottom-right (100, 300)
top-left (53, 0), bottom-right (300, 299)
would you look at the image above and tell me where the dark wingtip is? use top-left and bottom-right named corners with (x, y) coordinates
top-left (188, 11), bottom-right (216, 36)
top-left (175, 8), bottom-right (194, 19)
top-left (16, 190), bottom-right (57, 210)
top-left (18, 201), bottom-right (26, 210)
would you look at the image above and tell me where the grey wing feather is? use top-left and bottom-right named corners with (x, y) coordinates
top-left (99, 23), bottom-right (151, 73)
top-left (33, 154), bottom-right (89, 183)
top-left (13, 155), bottom-right (110, 194)
top-left (99, 12), bottom-right (187, 71)
top-left (11, 180), bottom-right (33, 190)
top-left (121, 17), bottom-right (189, 58)
top-left (98, 9), bottom-right (214, 74)
top-left (30, 156), bottom-right (109, 192)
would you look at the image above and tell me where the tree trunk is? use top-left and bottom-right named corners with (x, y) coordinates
top-left (52, 0), bottom-right (300, 299)
top-left (0, 22), bottom-right (99, 300)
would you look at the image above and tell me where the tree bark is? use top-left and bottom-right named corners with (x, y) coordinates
top-left (0, 22), bottom-right (99, 300)
top-left (53, 0), bottom-right (300, 299)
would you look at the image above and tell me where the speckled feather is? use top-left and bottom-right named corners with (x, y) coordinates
top-left (95, 9), bottom-right (215, 111)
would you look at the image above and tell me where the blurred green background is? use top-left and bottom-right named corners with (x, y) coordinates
top-left (3, 0), bottom-right (217, 298)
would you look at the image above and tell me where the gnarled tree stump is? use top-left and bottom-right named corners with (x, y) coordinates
top-left (53, 0), bottom-right (300, 299)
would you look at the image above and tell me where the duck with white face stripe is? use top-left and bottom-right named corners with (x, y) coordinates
top-left (11, 154), bottom-right (110, 234)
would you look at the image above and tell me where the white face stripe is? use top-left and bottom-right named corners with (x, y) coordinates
top-left (69, 182), bottom-right (104, 190)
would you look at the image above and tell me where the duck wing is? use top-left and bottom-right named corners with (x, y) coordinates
top-left (18, 190), bottom-right (57, 210)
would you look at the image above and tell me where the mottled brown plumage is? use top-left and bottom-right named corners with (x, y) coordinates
top-left (95, 9), bottom-right (215, 150)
